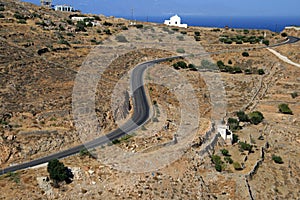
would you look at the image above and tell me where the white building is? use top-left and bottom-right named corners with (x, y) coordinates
top-left (54, 4), bottom-right (74, 12)
top-left (218, 124), bottom-right (233, 145)
top-left (164, 15), bottom-right (187, 28)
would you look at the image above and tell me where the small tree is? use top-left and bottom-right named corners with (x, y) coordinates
top-left (278, 104), bottom-right (293, 115)
top-left (47, 159), bottom-right (70, 187)
top-left (242, 52), bottom-right (249, 57)
top-left (248, 111), bottom-right (264, 125)
top-left (258, 69), bottom-right (265, 75)
top-left (236, 111), bottom-right (249, 122)
top-left (272, 155), bottom-right (283, 164)
top-left (281, 32), bottom-right (287, 37)
top-left (233, 162), bottom-right (243, 170)
top-left (291, 92), bottom-right (298, 99)
top-left (221, 149), bottom-right (229, 156)
top-left (228, 118), bottom-right (239, 131)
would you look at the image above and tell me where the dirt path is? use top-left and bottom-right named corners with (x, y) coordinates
top-left (267, 48), bottom-right (300, 68)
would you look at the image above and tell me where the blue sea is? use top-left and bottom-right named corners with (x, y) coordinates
top-left (118, 15), bottom-right (300, 32)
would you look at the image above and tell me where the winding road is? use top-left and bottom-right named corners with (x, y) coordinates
top-left (1, 36), bottom-right (299, 176)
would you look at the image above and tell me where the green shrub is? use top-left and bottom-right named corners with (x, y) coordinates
top-left (121, 26), bottom-right (128, 30)
top-left (221, 149), bottom-right (229, 156)
top-left (0, 6), bottom-right (4, 11)
top-left (103, 29), bottom-right (111, 35)
top-left (176, 35), bottom-right (184, 41)
top-left (194, 31), bottom-right (200, 36)
top-left (278, 103), bottom-right (293, 114)
top-left (281, 32), bottom-right (287, 37)
top-left (58, 39), bottom-right (70, 46)
top-left (263, 39), bottom-right (269, 46)
top-left (244, 69), bottom-right (252, 75)
top-left (194, 36), bottom-right (201, 41)
top-left (217, 60), bottom-right (225, 67)
top-left (47, 159), bottom-right (70, 185)
top-left (233, 162), bottom-right (243, 170)
top-left (211, 155), bottom-right (223, 172)
top-left (134, 24), bottom-right (143, 29)
top-left (224, 156), bottom-right (233, 164)
top-left (236, 111), bottom-right (249, 122)
top-left (258, 69), bottom-right (265, 75)
top-left (0, 13), bottom-right (4, 18)
top-left (272, 155), bottom-right (283, 164)
top-left (232, 134), bottom-right (239, 144)
top-left (248, 111), bottom-right (264, 125)
top-left (103, 21), bottom-right (113, 26)
top-left (173, 61), bottom-right (187, 69)
top-left (228, 60), bottom-right (233, 65)
top-left (291, 92), bottom-right (298, 99)
top-left (75, 21), bottom-right (86, 32)
top-left (14, 12), bottom-right (26, 20)
top-left (243, 29), bottom-right (249, 34)
top-left (228, 118), bottom-right (239, 131)
top-left (239, 141), bottom-right (252, 152)
top-left (242, 52), bottom-right (249, 57)
top-left (5, 172), bottom-right (20, 183)
top-left (176, 48), bottom-right (185, 53)
top-left (115, 35), bottom-right (128, 43)
top-left (233, 66), bottom-right (242, 73)
top-left (17, 19), bottom-right (27, 24)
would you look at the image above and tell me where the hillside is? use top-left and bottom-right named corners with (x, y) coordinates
top-left (0, 0), bottom-right (299, 199)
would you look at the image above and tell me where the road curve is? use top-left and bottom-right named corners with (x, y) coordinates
top-left (1, 35), bottom-right (299, 175)
top-left (0, 56), bottom-right (180, 175)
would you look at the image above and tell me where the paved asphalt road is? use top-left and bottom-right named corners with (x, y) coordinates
top-left (1, 36), bottom-right (299, 175)
top-left (0, 56), bottom-right (180, 175)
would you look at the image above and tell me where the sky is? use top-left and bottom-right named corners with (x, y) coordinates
top-left (23, 0), bottom-right (300, 17)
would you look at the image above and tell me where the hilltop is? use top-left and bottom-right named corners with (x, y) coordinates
top-left (0, 0), bottom-right (299, 199)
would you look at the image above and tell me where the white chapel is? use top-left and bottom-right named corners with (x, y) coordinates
top-left (164, 15), bottom-right (188, 28)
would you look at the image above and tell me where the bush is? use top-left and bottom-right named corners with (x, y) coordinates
top-left (103, 29), bottom-right (111, 35)
top-left (0, 13), bottom-right (4, 18)
top-left (176, 35), bottom-right (184, 41)
top-left (79, 148), bottom-right (92, 158)
top-left (0, 6), bottom-right (4, 11)
top-left (173, 61), bottom-right (187, 69)
top-left (58, 39), bottom-right (70, 46)
top-left (243, 29), bottom-right (249, 34)
top-left (103, 21), bottom-right (113, 26)
top-left (17, 19), bottom-right (27, 24)
top-left (278, 103), bottom-right (293, 114)
top-left (224, 156), bottom-right (233, 164)
top-left (14, 12), bottom-right (26, 20)
top-left (115, 35), bottom-right (128, 43)
top-left (263, 39), bottom-right (269, 46)
top-left (272, 155), bottom-right (283, 164)
top-left (75, 21), bottom-right (86, 32)
top-left (242, 52), bottom-right (249, 57)
top-left (233, 66), bottom-right (242, 73)
top-left (258, 69), bottom-right (265, 75)
top-left (121, 26), bottom-right (128, 30)
top-left (211, 155), bottom-right (223, 172)
top-left (233, 162), bottom-right (243, 170)
top-left (194, 31), bottom-right (200, 36)
top-left (194, 36), bottom-right (201, 41)
top-left (244, 69), bottom-right (252, 74)
top-left (134, 24), bottom-right (143, 29)
top-left (221, 149), bottom-right (229, 156)
top-left (176, 48), bottom-right (185, 53)
top-left (47, 159), bottom-right (69, 185)
top-left (217, 60), bottom-right (225, 67)
top-left (239, 141), bottom-right (252, 152)
top-left (248, 111), bottom-right (264, 125)
top-left (228, 60), bottom-right (232, 65)
top-left (281, 32), bottom-right (287, 37)
top-left (232, 134), bottom-right (239, 144)
top-left (236, 111), bottom-right (249, 122)
top-left (228, 118), bottom-right (239, 131)
top-left (291, 92), bottom-right (298, 99)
